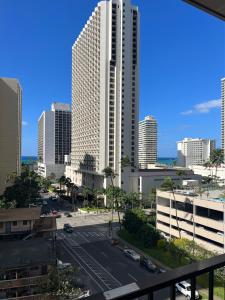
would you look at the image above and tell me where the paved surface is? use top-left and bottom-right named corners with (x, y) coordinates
top-left (56, 222), bottom-right (186, 299)
top-left (39, 192), bottom-right (187, 299)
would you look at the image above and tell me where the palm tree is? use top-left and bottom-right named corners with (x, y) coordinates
top-left (58, 175), bottom-right (66, 191)
top-left (161, 177), bottom-right (181, 239)
top-left (210, 148), bottom-right (224, 183)
top-left (102, 167), bottom-right (122, 228)
top-left (82, 186), bottom-right (90, 207)
top-left (70, 183), bottom-right (79, 211)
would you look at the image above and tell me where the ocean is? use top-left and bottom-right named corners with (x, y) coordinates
top-left (22, 156), bottom-right (177, 166)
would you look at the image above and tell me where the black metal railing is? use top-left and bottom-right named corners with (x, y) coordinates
top-left (87, 253), bottom-right (225, 300)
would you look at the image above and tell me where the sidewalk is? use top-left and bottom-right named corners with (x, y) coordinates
top-left (116, 231), bottom-right (222, 300)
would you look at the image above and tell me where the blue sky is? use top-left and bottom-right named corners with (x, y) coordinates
top-left (0, 0), bottom-right (225, 157)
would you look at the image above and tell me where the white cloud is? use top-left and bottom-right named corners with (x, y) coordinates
top-left (181, 110), bottom-right (193, 116)
top-left (22, 121), bottom-right (28, 126)
top-left (181, 99), bottom-right (221, 115)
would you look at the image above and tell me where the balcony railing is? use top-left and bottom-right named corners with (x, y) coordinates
top-left (87, 253), bottom-right (225, 300)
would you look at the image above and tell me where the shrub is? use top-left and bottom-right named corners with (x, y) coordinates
top-left (157, 239), bottom-right (168, 250)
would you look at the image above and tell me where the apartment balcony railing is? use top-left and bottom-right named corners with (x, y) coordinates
top-left (0, 275), bottom-right (47, 289)
top-left (87, 253), bottom-right (225, 300)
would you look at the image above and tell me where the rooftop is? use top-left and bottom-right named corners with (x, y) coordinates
top-left (0, 207), bottom-right (41, 222)
top-left (0, 238), bottom-right (55, 269)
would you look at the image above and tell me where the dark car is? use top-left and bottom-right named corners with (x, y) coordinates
top-left (63, 224), bottom-right (73, 233)
top-left (140, 256), bottom-right (157, 272)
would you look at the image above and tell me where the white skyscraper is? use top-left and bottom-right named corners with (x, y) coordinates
top-left (139, 116), bottom-right (157, 169)
top-left (177, 138), bottom-right (215, 168)
top-left (38, 102), bottom-right (71, 178)
top-left (68, 0), bottom-right (139, 192)
top-left (221, 78), bottom-right (225, 158)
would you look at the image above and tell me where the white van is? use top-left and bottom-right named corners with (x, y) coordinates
top-left (175, 281), bottom-right (199, 299)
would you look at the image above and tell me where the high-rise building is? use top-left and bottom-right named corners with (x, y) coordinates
top-left (38, 102), bottom-right (71, 178)
top-left (68, 0), bottom-right (139, 192)
top-left (177, 138), bottom-right (215, 167)
top-left (0, 78), bottom-right (22, 195)
top-left (221, 78), bottom-right (225, 158)
top-left (139, 116), bottom-right (157, 168)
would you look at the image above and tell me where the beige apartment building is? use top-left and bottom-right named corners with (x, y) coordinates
top-left (0, 78), bottom-right (22, 195)
top-left (156, 189), bottom-right (225, 254)
top-left (67, 0), bottom-right (140, 192)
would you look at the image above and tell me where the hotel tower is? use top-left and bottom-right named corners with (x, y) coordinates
top-left (67, 0), bottom-right (140, 192)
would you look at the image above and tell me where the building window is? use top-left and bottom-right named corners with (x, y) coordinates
top-left (0, 222), bottom-right (3, 229)
top-left (12, 221), bottom-right (17, 226)
top-left (23, 220), bottom-right (28, 225)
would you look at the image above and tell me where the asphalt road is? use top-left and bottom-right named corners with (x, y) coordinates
top-left (56, 223), bottom-right (186, 300)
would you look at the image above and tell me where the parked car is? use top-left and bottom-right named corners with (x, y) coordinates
top-left (175, 281), bottom-right (199, 299)
top-left (124, 249), bottom-right (140, 261)
top-left (140, 256), bottom-right (157, 272)
top-left (57, 259), bottom-right (72, 270)
top-left (42, 200), bottom-right (48, 205)
top-left (111, 239), bottom-right (119, 246)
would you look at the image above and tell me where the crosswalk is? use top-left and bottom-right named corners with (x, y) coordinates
top-left (57, 230), bottom-right (109, 245)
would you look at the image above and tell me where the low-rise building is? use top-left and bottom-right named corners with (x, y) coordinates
top-left (130, 166), bottom-right (201, 201)
top-left (156, 189), bottom-right (225, 254)
top-left (0, 238), bottom-right (56, 299)
top-left (0, 207), bottom-right (56, 240)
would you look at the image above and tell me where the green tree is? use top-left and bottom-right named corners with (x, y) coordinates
top-left (38, 266), bottom-right (81, 299)
top-left (3, 173), bottom-right (40, 208)
top-left (105, 185), bottom-right (125, 229)
top-left (58, 175), bottom-right (66, 191)
top-left (210, 148), bottom-right (224, 182)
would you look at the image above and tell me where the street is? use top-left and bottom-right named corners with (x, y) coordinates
top-left (41, 192), bottom-right (187, 299)
top-left (56, 220), bottom-right (186, 299)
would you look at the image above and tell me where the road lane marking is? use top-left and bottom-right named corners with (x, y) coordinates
top-left (77, 232), bottom-right (90, 242)
top-left (128, 273), bottom-right (137, 282)
top-left (62, 238), bottom-right (121, 288)
top-left (60, 242), bottom-right (105, 292)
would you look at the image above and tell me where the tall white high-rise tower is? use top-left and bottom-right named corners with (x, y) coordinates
top-left (139, 116), bottom-right (157, 169)
top-left (68, 0), bottom-right (140, 191)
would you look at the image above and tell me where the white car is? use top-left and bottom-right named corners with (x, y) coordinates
top-left (124, 249), bottom-right (140, 261)
top-left (42, 200), bottom-right (48, 205)
top-left (57, 259), bottom-right (72, 270)
top-left (175, 281), bottom-right (199, 299)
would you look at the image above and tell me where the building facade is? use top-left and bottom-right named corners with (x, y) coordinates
top-left (68, 0), bottom-right (139, 192)
top-left (38, 102), bottom-right (71, 178)
top-left (0, 239), bottom-right (55, 300)
top-left (0, 78), bottom-right (22, 195)
top-left (221, 78), bottom-right (225, 159)
top-left (177, 138), bottom-right (215, 167)
top-left (139, 115), bottom-right (157, 168)
top-left (129, 167), bottom-right (201, 201)
top-left (156, 189), bottom-right (225, 254)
